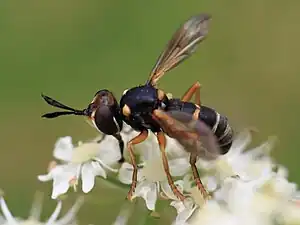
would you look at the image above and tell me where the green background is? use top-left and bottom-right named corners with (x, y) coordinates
top-left (0, 0), bottom-right (299, 224)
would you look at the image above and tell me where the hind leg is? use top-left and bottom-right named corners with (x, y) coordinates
top-left (190, 153), bottom-right (210, 199)
top-left (181, 81), bottom-right (201, 106)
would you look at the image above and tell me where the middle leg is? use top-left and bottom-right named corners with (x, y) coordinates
top-left (156, 131), bottom-right (186, 201)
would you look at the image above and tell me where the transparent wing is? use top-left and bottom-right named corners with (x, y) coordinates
top-left (152, 109), bottom-right (220, 160)
top-left (147, 13), bottom-right (211, 86)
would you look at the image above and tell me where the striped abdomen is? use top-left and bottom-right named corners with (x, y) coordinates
top-left (199, 106), bottom-right (233, 154)
top-left (166, 99), bottom-right (233, 154)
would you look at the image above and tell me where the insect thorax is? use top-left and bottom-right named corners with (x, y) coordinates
top-left (120, 85), bottom-right (164, 132)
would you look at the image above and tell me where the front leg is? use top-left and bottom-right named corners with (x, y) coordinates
top-left (181, 81), bottom-right (201, 106)
top-left (113, 133), bottom-right (125, 163)
top-left (127, 130), bottom-right (149, 201)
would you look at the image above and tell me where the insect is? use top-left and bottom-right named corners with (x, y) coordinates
top-left (41, 13), bottom-right (234, 201)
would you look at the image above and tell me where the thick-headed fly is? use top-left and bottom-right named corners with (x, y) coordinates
top-left (41, 13), bottom-right (233, 201)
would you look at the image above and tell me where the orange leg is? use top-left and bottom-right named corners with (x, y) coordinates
top-left (127, 130), bottom-right (149, 201)
top-left (156, 131), bottom-right (186, 201)
top-left (190, 153), bottom-right (209, 198)
top-left (181, 81), bottom-right (201, 105)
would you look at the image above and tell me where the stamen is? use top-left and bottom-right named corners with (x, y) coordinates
top-left (69, 177), bottom-right (78, 192)
top-left (93, 158), bottom-right (118, 173)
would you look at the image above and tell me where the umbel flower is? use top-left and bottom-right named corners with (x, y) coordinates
top-left (36, 124), bottom-right (300, 225)
top-left (0, 191), bottom-right (83, 225)
top-left (38, 136), bottom-right (121, 199)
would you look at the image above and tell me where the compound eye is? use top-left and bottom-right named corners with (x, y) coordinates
top-left (122, 89), bottom-right (129, 95)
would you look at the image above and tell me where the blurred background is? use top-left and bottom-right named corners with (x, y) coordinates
top-left (0, 0), bottom-right (299, 224)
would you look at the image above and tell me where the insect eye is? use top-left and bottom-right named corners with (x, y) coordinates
top-left (123, 89), bottom-right (129, 95)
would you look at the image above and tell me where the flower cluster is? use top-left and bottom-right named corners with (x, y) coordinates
top-left (2, 122), bottom-right (300, 225)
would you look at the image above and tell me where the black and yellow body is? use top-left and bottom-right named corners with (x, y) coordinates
top-left (119, 84), bottom-right (168, 133)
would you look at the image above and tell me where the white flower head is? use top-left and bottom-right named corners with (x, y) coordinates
top-left (212, 166), bottom-right (299, 224)
top-left (0, 191), bottom-right (84, 225)
top-left (196, 129), bottom-right (276, 188)
top-left (38, 136), bottom-right (120, 199)
top-left (117, 141), bottom-right (190, 211)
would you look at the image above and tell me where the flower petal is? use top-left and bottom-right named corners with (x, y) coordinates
top-left (169, 158), bottom-right (190, 176)
top-left (228, 129), bottom-right (252, 156)
top-left (161, 180), bottom-right (184, 200)
top-left (53, 137), bottom-right (73, 162)
top-left (244, 137), bottom-right (276, 160)
top-left (171, 199), bottom-right (196, 225)
top-left (133, 181), bottom-right (157, 211)
top-left (81, 163), bottom-right (96, 193)
top-left (118, 162), bottom-right (143, 185)
top-left (91, 161), bottom-right (107, 178)
top-left (39, 164), bottom-right (78, 199)
top-left (97, 136), bottom-right (122, 164)
top-left (52, 178), bottom-right (71, 199)
top-left (138, 133), bottom-right (160, 162)
top-left (205, 176), bottom-right (218, 192)
top-left (118, 163), bottom-right (133, 185)
top-left (37, 174), bottom-right (53, 182)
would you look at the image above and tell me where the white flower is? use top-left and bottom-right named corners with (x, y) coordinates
top-left (165, 138), bottom-right (189, 159)
top-left (182, 174), bottom-right (217, 207)
top-left (170, 196), bottom-right (197, 225)
top-left (278, 199), bottom-right (300, 225)
top-left (169, 128), bottom-right (300, 225)
top-left (213, 166), bottom-right (299, 224)
top-left (0, 191), bottom-right (83, 225)
top-left (187, 200), bottom-right (238, 225)
top-left (117, 147), bottom-right (190, 211)
top-left (170, 173), bottom-right (220, 225)
top-left (38, 136), bottom-right (120, 199)
top-left (196, 129), bottom-right (276, 190)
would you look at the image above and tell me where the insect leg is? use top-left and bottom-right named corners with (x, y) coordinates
top-left (156, 131), bottom-right (186, 201)
top-left (190, 153), bottom-right (210, 198)
top-left (181, 81), bottom-right (201, 105)
top-left (127, 130), bottom-right (149, 201)
top-left (113, 133), bottom-right (125, 163)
